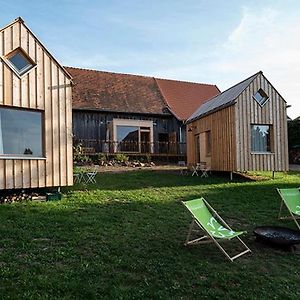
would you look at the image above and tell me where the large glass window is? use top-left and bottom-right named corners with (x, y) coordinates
top-left (0, 107), bottom-right (43, 157)
top-left (117, 126), bottom-right (139, 152)
top-left (251, 125), bottom-right (272, 152)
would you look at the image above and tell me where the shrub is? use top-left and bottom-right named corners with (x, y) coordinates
top-left (114, 153), bottom-right (129, 163)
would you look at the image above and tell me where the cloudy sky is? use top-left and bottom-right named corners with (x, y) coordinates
top-left (1, 0), bottom-right (299, 118)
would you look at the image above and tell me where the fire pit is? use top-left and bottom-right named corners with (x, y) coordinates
top-left (254, 226), bottom-right (300, 251)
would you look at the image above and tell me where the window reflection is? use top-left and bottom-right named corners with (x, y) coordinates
top-left (0, 107), bottom-right (43, 156)
top-left (117, 126), bottom-right (139, 152)
top-left (251, 125), bottom-right (272, 152)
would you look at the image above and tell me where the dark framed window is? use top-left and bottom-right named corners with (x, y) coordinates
top-left (0, 107), bottom-right (43, 157)
top-left (253, 89), bottom-right (269, 106)
top-left (117, 125), bottom-right (139, 152)
top-left (206, 131), bottom-right (212, 156)
top-left (251, 125), bottom-right (272, 152)
top-left (5, 48), bottom-right (36, 77)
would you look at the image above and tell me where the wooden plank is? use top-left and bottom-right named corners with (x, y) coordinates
top-left (28, 33), bottom-right (36, 109)
top-left (30, 160), bottom-right (38, 188)
top-left (22, 160), bottom-right (30, 188)
top-left (58, 70), bottom-right (67, 186)
top-left (4, 65), bottom-right (12, 106)
top-left (12, 73), bottom-right (21, 107)
top-left (5, 160), bottom-right (14, 189)
top-left (51, 62), bottom-right (59, 186)
top-left (38, 160), bottom-right (46, 187)
top-left (13, 160), bottom-right (22, 189)
top-left (66, 80), bottom-right (73, 185)
top-left (0, 160), bottom-right (5, 189)
top-left (44, 53), bottom-right (53, 187)
top-left (36, 44), bottom-right (44, 109)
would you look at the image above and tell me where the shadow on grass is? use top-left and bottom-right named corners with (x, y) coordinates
top-left (65, 170), bottom-right (249, 192)
top-left (1, 171), bottom-right (300, 298)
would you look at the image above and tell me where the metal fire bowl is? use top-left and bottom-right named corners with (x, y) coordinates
top-left (254, 226), bottom-right (300, 246)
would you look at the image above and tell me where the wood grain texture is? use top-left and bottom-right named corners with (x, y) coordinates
top-left (235, 73), bottom-right (288, 172)
top-left (187, 105), bottom-right (236, 171)
top-left (0, 19), bottom-right (73, 189)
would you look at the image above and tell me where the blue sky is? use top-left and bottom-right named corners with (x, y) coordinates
top-left (1, 0), bottom-right (299, 118)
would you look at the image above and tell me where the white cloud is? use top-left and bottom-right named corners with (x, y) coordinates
top-left (211, 7), bottom-right (300, 118)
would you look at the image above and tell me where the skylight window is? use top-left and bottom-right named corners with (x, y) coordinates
top-left (5, 48), bottom-right (35, 77)
top-left (253, 88), bottom-right (269, 106)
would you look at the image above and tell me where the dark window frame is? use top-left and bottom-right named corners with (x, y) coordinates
top-left (4, 47), bottom-right (36, 77)
top-left (250, 124), bottom-right (273, 153)
top-left (0, 105), bottom-right (45, 158)
top-left (253, 88), bottom-right (269, 106)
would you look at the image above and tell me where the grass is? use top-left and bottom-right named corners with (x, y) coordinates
top-left (0, 170), bottom-right (300, 299)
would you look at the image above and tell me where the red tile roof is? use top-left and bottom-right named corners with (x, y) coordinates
top-left (66, 67), bottom-right (168, 115)
top-left (155, 78), bottom-right (220, 120)
top-left (66, 67), bottom-right (220, 120)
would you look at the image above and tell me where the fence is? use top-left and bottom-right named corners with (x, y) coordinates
top-left (74, 138), bottom-right (187, 156)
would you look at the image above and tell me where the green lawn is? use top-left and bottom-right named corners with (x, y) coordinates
top-left (1, 170), bottom-right (300, 299)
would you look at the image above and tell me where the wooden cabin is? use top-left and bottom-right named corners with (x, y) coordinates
top-left (0, 17), bottom-right (73, 190)
top-left (187, 71), bottom-right (289, 172)
top-left (66, 67), bottom-right (219, 159)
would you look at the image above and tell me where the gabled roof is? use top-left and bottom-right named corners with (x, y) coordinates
top-left (188, 71), bottom-right (261, 123)
top-left (66, 66), bottom-right (219, 120)
top-left (0, 17), bottom-right (72, 81)
top-left (155, 78), bottom-right (220, 120)
top-left (66, 67), bottom-right (169, 115)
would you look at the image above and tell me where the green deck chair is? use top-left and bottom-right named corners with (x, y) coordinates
top-left (277, 188), bottom-right (300, 229)
top-left (182, 198), bottom-right (251, 262)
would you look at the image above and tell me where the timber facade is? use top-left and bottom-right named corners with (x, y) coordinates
top-left (67, 66), bottom-right (219, 158)
top-left (0, 18), bottom-right (73, 190)
top-left (187, 71), bottom-right (289, 172)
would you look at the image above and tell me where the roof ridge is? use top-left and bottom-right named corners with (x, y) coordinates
top-left (187, 71), bottom-right (262, 123)
top-left (155, 77), bottom-right (218, 87)
top-left (65, 66), bottom-right (217, 87)
top-left (65, 66), bottom-right (161, 81)
top-left (0, 17), bottom-right (23, 33)
top-left (197, 70), bottom-right (261, 105)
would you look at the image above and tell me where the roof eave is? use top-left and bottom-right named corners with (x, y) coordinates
top-left (186, 100), bottom-right (236, 124)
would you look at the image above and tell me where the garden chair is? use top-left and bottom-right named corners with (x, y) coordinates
top-left (182, 198), bottom-right (251, 262)
top-left (191, 164), bottom-right (199, 176)
top-left (198, 161), bottom-right (210, 178)
top-left (84, 170), bottom-right (97, 184)
top-left (178, 161), bottom-right (188, 175)
top-left (277, 188), bottom-right (300, 230)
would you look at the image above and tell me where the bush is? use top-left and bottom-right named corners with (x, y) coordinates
top-left (73, 143), bottom-right (92, 166)
top-left (114, 153), bottom-right (129, 163)
top-left (96, 153), bottom-right (108, 164)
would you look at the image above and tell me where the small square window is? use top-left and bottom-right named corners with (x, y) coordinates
top-left (253, 89), bottom-right (269, 106)
top-left (5, 48), bottom-right (35, 77)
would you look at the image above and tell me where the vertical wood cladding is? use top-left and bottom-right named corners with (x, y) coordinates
top-left (0, 19), bottom-right (73, 189)
top-left (187, 105), bottom-right (236, 171)
top-left (72, 110), bottom-right (185, 144)
top-left (235, 73), bottom-right (288, 172)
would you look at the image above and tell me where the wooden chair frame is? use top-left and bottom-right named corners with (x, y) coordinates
top-left (184, 199), bottom-right (251, 262)
top-left (277, 188), bottom-right (300, 230)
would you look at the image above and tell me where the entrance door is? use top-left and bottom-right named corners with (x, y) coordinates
top-left (141, 131), bottom-right (150, 153)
